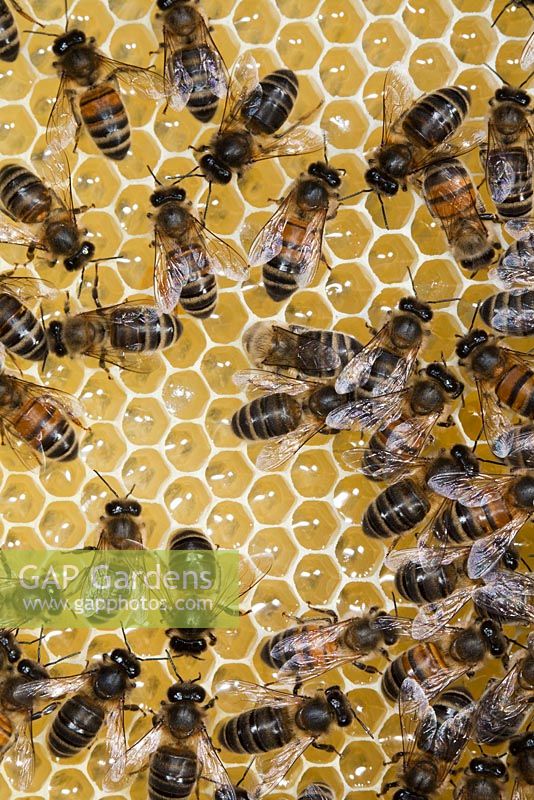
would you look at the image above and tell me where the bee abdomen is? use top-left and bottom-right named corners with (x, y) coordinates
top-left (242, 69), bottom-right (298, 135)
top-left (402, 86), bottom-right (470, 149)
top-left (298, 783), bottom-right (335, 800)
top-left (79, 83), bottom-right (130, 161)
top-left (148, 746), bottom-right (197, 800)
top-left (109, 306), bottom-right (183, 351)
top-left (357, 350), bottom-right (402, 397)
top-left (176, 45), bottom-right (220, 122)
top-left (382, 643), bottom-right (448, 702)
top-left (231, 393), bottom-right (302, 440)
top-left (169, 529), bottom-right (212, 551)
top-left (480, 290), bottom-right (534, 336)
top-left (260, 623), bottom-right (315, 669)
top-left (180, 274), bottom-right (217, 318)
top-left (496, 363), bottom-right (534, 418)
top-left (362, 479), bottom-right (431, 539)
top-left (0, 163), bottom-right (51, 222)
top-left (395, 560), bottom-right (458, 604)
top-left (0, 1), bottom-right (18, 62)
top-left (0, 293), bottom-right (47, 360)
top-left (262, 216), bottom-right (310, 301)
top-left (48, 695), bottom-right (104, 757)
top-left (219, 706), bottom-right (292, 753)
top-left (488, 147), bottom-right (532, 218)
top-left (16, 399), bottom-right (78, 461)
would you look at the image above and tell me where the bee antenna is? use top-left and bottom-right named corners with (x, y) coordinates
top-left (64, 0), bottom-right (69, 31)
top-left (147, 165), bottom-right (161, 185)
top-left (352, 707), bottom-right (374, 739)
top-left (45, 650), bottom-right (80, 667)
top-left (165, 649), bottom-right (184, 682)
top-left (88, 253), bottom-right (125, 264)
top-left (237, 759), bottom-right (255, 788)
top-left (166, 166), bottom-right (201, 185)
top-left (377, 193), bottom-right (389, 230)
top-left (203, 181), bottom-right (213, 225)
top-left (391, 591), bottom-right (398, 618)
top-left (339, 188), bottom-right (371, 203)
top-left (484, 62), bottom-right (507, 85)
top-left (125, 484), bottom-right (136, 500)
top-left (468, 301), bottom-right (481, 332)
top-left (472, 426), bottom-right (484, 453)
top-left (22, 30), bottom-right (57, 36)
top-left (427, 297), bottom-right (461, 304)
top-left (519, 68), bottom-right (534, 89)
top-left (93, 469), bottom-right (120, 498)
top-left (121, 622), bottom-right (132, 652)
top-left (36, 626), bottom-right (44, 664)
top-left (322, 131), bottom-right (329, 165)
top-left (506, 636), bottom-right (529, 650)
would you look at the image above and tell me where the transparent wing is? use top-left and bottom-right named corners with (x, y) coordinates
top-left (197, 725), bottom-right (236, 800)
top-left (511, 778), bottom-right (531, 800)
top-left (423, 162), bottom-right (484, 245)
top-left (14, 377), bottom-right (87, 428)
top-left (426, 470), bottom-right (513, 506)
top-left (258, 326), bottom-right (341, 375)
top-left (493, 424), bottom-right (534, 461)
top-left (0, 273), bottom-right (56, 303)
top-left (32, 147), bottom-right (76, 221)
top-left (100, 57), bottom-right (167, 102)
top-left (385, 412), bottom-right (441, 457)
top-left (417, 523), bottom-right (470, 570)
top-left (485, 119), bottom-right (528, 204)
top-left (153, 226), bottom-right (190, 312)
top-left (398, 678), bottom-right (436, 775)
top-left (477, 380), bottom-right (517, 458)
top-left (489, 302), bottom-right (534, 336)
top-left (325, 390), bottom-right (407, 431)
top-left (252, 735), bottom-right (313, 800)
top-left (252, 128), bottom-right (323, 161)
top-left (248, 192), bottom-right (295, 267)
top-left (385, 543), bottom-right (469, 571)
top-left (11, 671), bottom-right (91, 704)
top-left (189, 216), bottom-right (247, 280)
top-left (411, 588), bottom-right (474, 641)
top-left (161, 24), bottom-right (193, 110)
top-left (104, 722), bottom-right (165, 789)
top-left (466, 515), bottom-right (530, 579)
top-left (521, 30), bottom-right (534, 69)
top-left (219, 51), bottom-right (260, 131)
top-left (256, 418), bottom-right (324, 470)
top-left (233, 369), bottom-right (316, 395)
top-left (475, 662), bottom-right (527, 743)
top-left (335, 326), bottom-right (418, 396)
top-left (490, 238), bottom-right (534, 288)
top-left (475, 570), bottom-right (534, 625)
top-left (432, 701), bottom-right (477, 785)
top-left (105, 701), bottom-right (128, 786)
top-left (0, 215), bottom-right (43, 249)
top-left (46, 73), bottom-right (77, 154)
top-left (216, 680), bottom-right (302, 708)
top-left (293, 207), bottom-right (328, 289)
top-left (381, 65), bottom-right (416, 144)
top-left (342, 448), bottom-right (428, 482)
top-left (419, 665), bottom-right (472, 700)
top-left (8, 713), bottom-right (34, 792)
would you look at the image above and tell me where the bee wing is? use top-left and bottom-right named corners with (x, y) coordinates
top-left (11, 671), bottom-right (91, 704)
top-left (490, 242), bottom-right (534, 287)
top-left (423, 161), bottom-right (482, 245)
top-left (9, 0), bottom-right (43, 25)
top-left (485, 120), bottom-right (527, 204)
top-left (417, 522), bottom-right (471, 570)
top-left (385, 543), bottom-right (468, 571)
top-left (398, 678), bottom-right (436, 774)
top-left (511, 779), bottom-right (531, 800)
top-left (487, 300), bottom-right (534, 337)
top-left (46, 73), bottom-right (78, 154)
top-left (294, 207), bottom-right (329, 289)
top-left (426, 470), bottom-right (513, 506)
top-left (385, 412), bottom-right (441, 457)
top-left (475, 662), bottom-right (526, 743)
top-left (104, 700), bottom-right (128, 786)
top-left (342, 448), bottom-right (428, 481)
top-left (189, 216), bottom-right (248, 281)
top-left (476, 570), bottom-right (534, 625)
top-left (32, 148), bottom-right (77, 222)
top-left (495, 424), bottom-right (534, 461)
top-left (467, 515), bottom-right (531, 579)
top-left (217, 680), bottom-right (302, 707)
top-left (504, 217), bottom-right (534, 240)
top-left (0, 214), bottom-right (43, 249)
top-left (371, 614), bottom-right (415, 637)
top-left (256, 417), bottom-right (324, 470)
top-left (233, 369), bottom-right (316, 395)
top-left (433, 702), bottom-right (477, 785)
top-left (335, 326), bottom-right (418, 396)
top-left (325, 389), bottom-right (407, 431)
top-left (153, 226), bottom-right (190, 313)
top-left (197, 725), bottom-right (236, 800)
top-left (99, 55), bottom-right (167, 102)
top-left (8, 712), bottom-right (34, 792)
top-left (521, 30), bottom-right (534, 69)
top-left (15, 378), bottom-right (87, 429)
top-left (252, 735), bottom-right (314, 800)
top-left (161, 24), bottom-right (193, 111)
top-left (476, 380), bottom-right (517, 458)
top-left (411, 588), bottom-right (475, 641)
top-left (219, 51), bottom-right (260, 130)
top-left (104, 722), bottom-right (165, 789)
top-left (248, 191), bottom-right (296, 267)
top-left (0, 273), bottom-right (56, 303)
top-left (411, 129), bottom-right (486, 173)
top-left (252, 128), bottom-right (323, 161)
top-left (380, 64), bottom-right (416, 144)
top-left (419, 664), bottom-right (472, 700)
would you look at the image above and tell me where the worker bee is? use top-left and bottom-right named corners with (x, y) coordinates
top-left (195, 52), bottom-right (322, 187)
top-left (104, 672), bottom-right (236, 799)
top-left (334, 295), bottom-right (433, 397)
top-left (47, 23), bottom-right (171, 161)
top-left (508, 731), bottom-right (534, 800)
top-left (149, 178), bottom-right (247, 316)
top-left (217, 680), bottom-right (364, 799)
top-left (481, 74), bottom-right (534, 222)
top-left (379, 678), bottom-right (475, 799)
top-left (89, 473), bottom-right (145, 551)
top-left (0, 157), bottom-right (94, 272)
top-left (298, 784), bottom-right (334, 800)
top-left (422, 157), bottom-right (499, 271)
top-left (259, 606), bottom-right (410, 686)
top-left (156, 0), bottom-right (227, 121)
top-left (473, 632), bottom-right (534, 745)
top-left (0, 0), bottom-right (42, 62)
top-left (231, 370), bottom-right (359, 470)
top-left (0, 273), bottom-right (54, 363)
top-left (248, 160), bottom-right (343, 302)
top-left (46, 300), bottom-right (183, 371)
top-left (480, 290), bottom-right (534, 336)
top-left (243, 321), bottom-right (362, 380)
top-left (381, 618), bottom-right (509, 702)
top-left (490, 232), bottom-right (534, 289)
top-left (329, 363), bottom-right (464, 479)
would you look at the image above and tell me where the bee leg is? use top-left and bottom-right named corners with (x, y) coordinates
top-left (67, 90), bottom-right (82, 153)
top-left (352, 660), bottom-right (381, 675)
top-left (437, 415), bottom-right (455, 428)
top-left (189, 144), bottom-right (206, 153)
top-left (377, 780), bottom-right (399, 796)
top-left (378, 646), bottom-right (391, 662)
top-left (31, 702), bottom-right (59, 721)
top-left (203, 696), bottom-right (217, 710)
top-left (208, 631), bottom-right (217, 646)
top-left (26, 246), bottom-right (35, 263)
top-left (123, 702), bottom-right (147, 716)
top-left (292, 680), bottom-right (303, 696)
top-left (306, 603), bottom-right (338, 623)
top-left (312, 741), bottom-right (340, 756)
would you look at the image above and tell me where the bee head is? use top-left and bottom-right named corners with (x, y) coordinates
top-left (469, 757), bottom-right (508, 780)
top-left (364, 167), bottom-right (398, 196)
top-left (157, 0), bottom-right (180, 8)
top-left (17, 659), bottom-right (49, 681)
top-left (110, 647), bottom-right (141, 678)
top-left (398, 296), bottom-right (433, 322)
top-left (199, 154), bottom-right (232, 185)
top-left (47, 320), bottom-right (68, 357)
top-left (479, 619), bottom-right (507, 657)
top-left (105, 499), bottom-right (142, 517)
top-left (495, 85), bottom-right (531, 106)
top-left (150, 186), bottom-right (186, 207)
top-left (450, 444), bottom-right (479, 476)
top-left (308, 161), bottom-right (342, 188)
top-left (53, 29), bottom-right (86, 57)
top-left (167, 681), bottom-right (206, 704)
top-left (425, 363), bottom-right (464, 398)
top-left (0, 631), bottom-right (21, 664)
top-left (324, 686), bottom-right (353, 727)
top-left (63, 240), bottom-right (95, 272)
top-left (456, 329), bottom-right (488, 359)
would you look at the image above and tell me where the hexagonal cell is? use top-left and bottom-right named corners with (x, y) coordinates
top-left (206, 500), bottom-right (254, 547)
top-left (71, 0), bottom-right (115, 40)
top-left (39, 501), bottom-right (86, 548)
top-left (334, 474), bottom-right (380, 527)
top-left (459, 388), bottom-right (484, 441)
top-left (495, 39), bottom-right (527, 88)
top-left (200, 346), bottom-right (249, 394)
top-left (403, 0), bottom-right (452, 38)
top-left (456, 66), bottom-right (496, 117)
top-left (80, 373), bottom-right (127, 422)
top-left (164, 477), bottom-right (211, 525)
top-left (120, 354), bottom-right (167, 395)
top-left (165, 422), bottom-right (211, 471)
top-left (294, 553), bottom-right (342, 603)
top-left (278, 0), bottom-right (323, 16)
top-left (202, 294), bottom-right (250, 344)
top-left (205, 452), bottom-right (254, 498)
top-left (321, 100), bottom-right (369, 149)
top-left (74, 155), bottom-right (122, 209)
top-left (0, 475), bottom-right (44, 522)
top-left (409, 43), bottom-right (456, 91)
top-left (290, 450), bottom-right (338, 498)
top-left (414, 258), bottom-right (464, 301)
top-left (3, 524), bottom-right (40, 549)
top-left (164, 319), bottom-right (207, 369)
top-left (248, 475), bottom-right (296, 524)
top-left (215, 611), bottom-right (258, 659)
top-left (253, 576), bottom-right (300, 631)
top-left (109, 0), bottom-right (150, 18)
top-left (205, 398), bottom-right (243, 448)
top-left (114, 184), bottom-right (152, 237)
top-left (491, 0), bottom-right (532, 33)
top-left (336, 525), bottom-right (386, 579)
top-left (325, 208), bottom-right (372, 260)
top-left (122, 448), bottom-right (170, 499)
top-left (276, 22), bottom-right (323, 70)
top-left (0, 105), bottom-right (36, 154)
top-left (451, 16), bottom-right (498, 65)
top-left (285, 290), bottom-right (334, 330)
top-left (80, 421), bottom-right (127, 471)
top-left (292, 499), bottom-right (340, 549)
top-left (366, 188), bottom-right (414, 231)
top-left (368, 234), bottom-right (417, 285)
top-left (198, 182), bottom-right (245, 236)
top-left (320, 49), bottom-right (365, 97)
top-left (319, 0), bottom-right (365, 42)
top-left (340, 740), bottom-right (386, 789)
top-left (0, 55), bottom-right (35, 102)
top-left (38, 459), bottom-right (86, 499)
top-left (233, 0), bottom-right (281, 42)
top-left (122, 398), bottom-right (168, 446)
top-left (162, 370), bottom-right (210, 419)
top-left (326, 261), bottom-right (375, 315)
top-left (240, 158), bottom-right (287, 209)
top-left (411, 203), bottom-right (448, 256)
top-left (249, 526), bottom-right (298, 575)
top-left (362, 20), bottom-right (409, 67)
top-left (48, 767), bottom-right (96, 798)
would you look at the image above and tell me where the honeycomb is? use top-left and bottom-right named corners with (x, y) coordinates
top-left (0, 0), bottom-right (530, 797)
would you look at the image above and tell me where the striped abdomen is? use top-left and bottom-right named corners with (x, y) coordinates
top-left (109, 306), bottom-right (182, 351)
top-left (356, 349), bottom-right (403, 398)
top-left (169, 529), bottom-right (212, 551)
top-left (419, 686), bottom-right (473, 759)
top-left (0, 1), bottom-right (18, 62)
top-left (219, 705), bottom-right (293, 753)
top-left (395, 559), bottom-right (459, 604)
top-left (500, 423), bottom-right (534, 469)
top-left (9, 394), bottom-right (78, 461)
top-left (263, 211), bottom-right (316, 302)
top-left (174, 45), bottom-right (220, 122)
top-left (402, 86), bottom-right (470, 149)
top-left (242, 69), bottom-right (298, 135)
top-left (434, 497), bottom-right (513, 544)
top-left (488, 147), bottom-right (532, 218)
top-left (0, 293), bottom-right (47, 361)
top-left (495, 360), bottom-right (534, 418)
top-left (148, 745), bottom-right (197, 800)
top-left (173, 244), bottom-right (216, 318)
top-left (480, 290), bottom-right (534, 336)
top-left (260, 622), bottom-right (325, 669)
top-left (232, 393), bottom-right (302, 440)
top-left (298, 329), bottom-right (362, 378)
top-left (423, 158), bottom-right (480, 233)
top-left (79, 83), bottom-right (130, 161)
top-left (48, 694), bottom-right (104, 757)
top-left (381, 642), bottom-right (448, 702)
top-left (0, 163), bottom-right (51, 222)
top-left (362, 478), bottom-right (431, 539)
top-left (298, 784), bottom-right (334, 800)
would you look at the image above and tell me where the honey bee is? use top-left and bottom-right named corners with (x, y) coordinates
top-left (217, 680), bottom-right (363, 799)
top-left (298, 784), bottom-right (334, 800)
top-left (156, 0), bottom-right (227, 121)
top-left (508, 731), bottom-right (534, 800)
top-left (379, 678), bottom-right (475, 800)
top-left (490, 232), bottom-right (534, 289)
top-left (381, 618), bottom-right (509, 702)
top-left (149, 178), bottom-right (247, 316)
top-left (231, 370), bottom-right (359, 470)
top-left (243, 321), bottom-right (362, 380)
top-left (104, 672), bottom-right (236, 799)
top-left (248, 160), bottom-right (344, 302)
top-left (0, 158), bottom-right (94, 272)
top-left (46, 300), bottom-right (183, 370)
top-left (329, 363), bottom-right (464, 479)
top-left (454, 756), bottom-right (509, 800)
top-left (47, 23), bottom-right (170, 161)
top-left (91, 473), bottom-right (145, 551)
top-left (422, 157), bottom-right (499, 271)
top-left (334, 295), bottom-right (433, 397)
top-left (0, 273), bottom-right (54, 363)
top-left (259, 606), bottom-right (410, 686)
top-left (195, 52), bottom-right (322, 187)
top-left (0, 1), bottom-right (42, 62)
top-left (473, 632), bottom-right (534, 745)
top-left (480, 290), bottom-right (534, 336)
